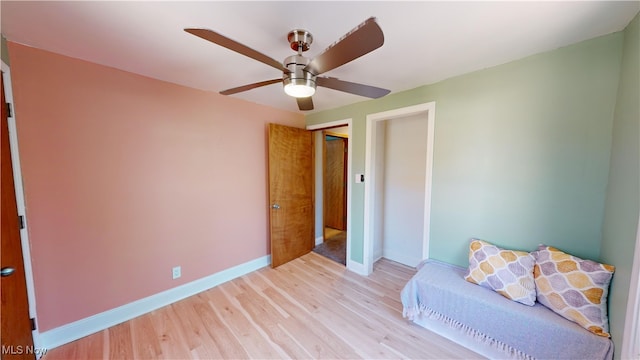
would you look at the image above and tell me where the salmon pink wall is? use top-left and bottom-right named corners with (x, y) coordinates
top-left (8, 42), bottom-right (304, 331)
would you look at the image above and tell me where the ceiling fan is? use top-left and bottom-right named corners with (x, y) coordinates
top-left (184, 17), bottom-right (391, 111)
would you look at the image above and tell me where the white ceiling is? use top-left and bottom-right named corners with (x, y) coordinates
top-left (1, 1), bottom-right (638, 114)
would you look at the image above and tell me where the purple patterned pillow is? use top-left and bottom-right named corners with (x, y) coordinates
top-left (532, 245), bottom-right (615, 337)
top-left (464, 239), bottom-right (536, 306)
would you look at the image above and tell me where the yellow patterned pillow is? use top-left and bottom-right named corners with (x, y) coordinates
top-left (464, 239), bottom-right (536, 306)
top-left (533, 245), bottom-right (615, 337)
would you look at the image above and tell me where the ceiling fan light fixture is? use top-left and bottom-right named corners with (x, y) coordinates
top-left (283, 78), bottom-right (316, 98)
top-left (283, 54), bottom-right (316, 98)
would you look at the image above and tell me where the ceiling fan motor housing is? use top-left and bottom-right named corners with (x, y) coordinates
top-left (283, 55), bottom-right (316, 97)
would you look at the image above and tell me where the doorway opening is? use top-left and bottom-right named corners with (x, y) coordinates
top-left (363, 103), bottom-right (435, 275)
top-left (307, 120), bottom-right (352, 269)
top-left (314, 129), bottom-right (348, 265)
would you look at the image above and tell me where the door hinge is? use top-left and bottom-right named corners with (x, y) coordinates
top-left (30, 318), bottom-right (36, 331)
top-left (6, 102), bottom-right (12, 118)
top-left (18, 215), bottom-right (25, 230)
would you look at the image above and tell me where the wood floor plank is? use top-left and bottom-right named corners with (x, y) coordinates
top-left (285, 259), bottom-right (449, 359)
top-left (261, 266), bottom-right (362, 359)
top-left (235, 274), bottom-right (291, 319)
top-left (42, 253), bottom-right (484, 359)
top-left (261, 283), bottom-right (386, 359)
top-left (170, 296), bottom-right (224, 359)
top-left (272, 287), bottom-right (356, 358)
top-left (305, 253), bottom-right (392, 298)
top-left (233, 280), bottom-right (311, 359)
top-left (192, 293), bottom-right (249, 359)
top-left (44, 330), bottom-right (103, 360)
top-left (272, 258), bottom-right (432, 355)
top-left (205, 285), bottom-right (285, 358)
top-left (148, 304), bottom-right (191, 359)
top-left (107, 322), bottom-right (134, 359)
top-left (129, 313), bottom-right (162, 359)
top-left (85, 330), bottom-right (105, 359)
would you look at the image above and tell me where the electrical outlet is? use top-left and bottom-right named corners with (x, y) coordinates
top-left (172, 266), bottom-right (181, 280)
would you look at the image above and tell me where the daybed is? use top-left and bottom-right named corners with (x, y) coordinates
top-left (401, 259), bottom-right (614, 360)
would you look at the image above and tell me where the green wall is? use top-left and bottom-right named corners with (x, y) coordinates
top-left (600, 13), bottom-right (640, 358)
top-left (307, 32), bottom-right (623, 266)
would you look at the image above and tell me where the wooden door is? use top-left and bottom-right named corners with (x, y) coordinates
top-left (324, 135), bottom-right (346, 230)
top-left (268, 123), bottom-right (314, 268)
top-left (1, 73), bottom-right (35, 359)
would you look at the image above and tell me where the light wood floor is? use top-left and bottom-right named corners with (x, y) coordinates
top-left (43, 252), bottom-right (483, 359)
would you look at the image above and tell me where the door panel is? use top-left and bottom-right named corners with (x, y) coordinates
top-left (268, 123), bottom-right (313, 268)
top-left (324, 136), bottom-right (346, 230)
top-left (1, 72), bottom-right (35, 359)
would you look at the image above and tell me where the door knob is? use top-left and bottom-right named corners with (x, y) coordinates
top-left (271, 203), bottom-right (281, 210)
top-left (1, 267), bottom-right (16, 277)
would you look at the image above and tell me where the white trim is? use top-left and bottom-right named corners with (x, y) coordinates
top-left (346, 259), bottom-right (367, 276)
top-left (423, 105), bottom-right (436, 261)
top-left (364, 103), bottom-right (436, 275)
top-left (2, 60), bottom-right (42, 353)
top-left (622, 215), bottom-right (640, 360)
top-left (306, 119), bottom-right (351, 131)
top-left (38, 255), bottom-right (271, 350)
top-left (315, 236), bottom-right (324, 246)
top-left (307, 119), bottom-right (354, 274)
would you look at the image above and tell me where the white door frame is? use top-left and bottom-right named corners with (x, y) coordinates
top-left (2, 60), bottom-right (41, 349)
top-left (622, 214), bottom-right (640, 359)
top-left (306, 119), bottom-right (354, 271)
top-left (363, 102), bottom-right (436, 275)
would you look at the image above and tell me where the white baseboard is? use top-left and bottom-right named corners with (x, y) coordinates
top-left (347, 259), bottom-right (368, 276)
top-left (315, 236), bottom-right (323, 246)
top-left (38, 255), bottom-right (271, 350)
top-left (382, 248), bottom-right (421, 268)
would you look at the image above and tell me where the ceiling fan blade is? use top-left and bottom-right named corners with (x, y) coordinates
top-left (220, 79), bottom-right (282, 95)
top-left (185, 28), bottom-right (288, 73)
top-left (304, 17), bottom-right (384, 76)
top-left (297, 97), bottom-right (314, 111)
top-left (317, 77), bottom-right (390, 98)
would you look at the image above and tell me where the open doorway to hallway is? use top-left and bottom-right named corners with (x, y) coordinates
top-left (313, 127), bottom-right (348, 265)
